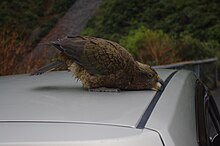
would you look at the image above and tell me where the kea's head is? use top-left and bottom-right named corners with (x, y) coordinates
top-left (135, 61), bottom-right (164, 91)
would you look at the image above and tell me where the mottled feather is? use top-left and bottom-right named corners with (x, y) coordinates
top-left (32, 35), bottom-right (163, 91)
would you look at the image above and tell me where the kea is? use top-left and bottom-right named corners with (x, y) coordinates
top-left (31, 36), bottom-right (164, 92)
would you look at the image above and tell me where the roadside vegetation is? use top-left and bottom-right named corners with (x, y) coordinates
top-left (1, 0), bottom-right (220, 88)
top-left (0, 0), bottom-right (76, 75)
top-left (82, 0), bottom-right (220, 65)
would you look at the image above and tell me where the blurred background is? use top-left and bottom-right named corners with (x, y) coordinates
top-left (0, 0), bottom-right (219, 88)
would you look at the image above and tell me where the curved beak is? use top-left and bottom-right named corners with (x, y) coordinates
top-left (151, 76), bottom-right (165, 91)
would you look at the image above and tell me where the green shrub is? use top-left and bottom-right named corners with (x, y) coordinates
top-left (119, 26), bottom-right (219, 65)
top-left (119, 26), bottom-right (146, 56)
top-left (82, 0), bottom-right (220, 44)
top-left (119, 26), bottom-right (180, 65)
top-left (178, 35), bottom-right (215, 60)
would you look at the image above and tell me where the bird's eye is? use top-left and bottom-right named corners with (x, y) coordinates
top-left (147, 73), bottom-right (153, 79)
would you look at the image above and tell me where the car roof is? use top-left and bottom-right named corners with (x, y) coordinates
top-left (0, 69), bottom-right (175, 128)
top-left (145, 69), bottom-right (198, 146)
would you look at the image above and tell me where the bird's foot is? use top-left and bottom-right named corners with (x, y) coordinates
top-left (88, 87), bottom-right (120, 92)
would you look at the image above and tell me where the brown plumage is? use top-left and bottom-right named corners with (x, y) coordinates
top-left (31, 36), bottom-right (163, 91)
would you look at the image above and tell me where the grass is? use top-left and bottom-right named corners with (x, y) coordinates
top-left (0, 28), bottom-right (28, 75)
top-left (0, 27), bottom-right (51, 75)
top-left (0, 0), bottom-right (76, 75)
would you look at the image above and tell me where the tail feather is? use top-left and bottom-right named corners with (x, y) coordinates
top-left (30, 61), bottom-right (66, 75)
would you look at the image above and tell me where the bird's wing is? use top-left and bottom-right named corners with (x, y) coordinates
top-left (52, 36), bottom-right (86, 66)
top-left (30, 61), bottom-right (66, 75)
top-left (52, 36), bottom-right (131, 75)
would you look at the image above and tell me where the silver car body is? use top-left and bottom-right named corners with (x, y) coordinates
top-left (0, 69), bottom-right (198, 146)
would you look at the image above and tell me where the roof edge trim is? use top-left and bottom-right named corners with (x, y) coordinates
top-left (136, 70), bottom-right (177, 129)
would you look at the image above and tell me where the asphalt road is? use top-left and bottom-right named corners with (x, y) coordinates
top-left (17, 0), bottom-right (102, 73)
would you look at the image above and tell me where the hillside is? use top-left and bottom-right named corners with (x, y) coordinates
top-left (0, 0), bottom-right (76, 75)
top-left (0, 0), bottom-right (76, 45)
top-left (1, 0), bottom-right (220, 76)
top-left (83, 0), bottom-right (220, 42)
top-left (82, 0), bottom-right (220, 65)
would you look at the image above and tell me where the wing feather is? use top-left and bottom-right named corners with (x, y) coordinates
top-left (52, 36), bottom-right (133, 75)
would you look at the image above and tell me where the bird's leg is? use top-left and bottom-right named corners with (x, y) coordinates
top-left (88, 87), bottom-right (120, 92)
